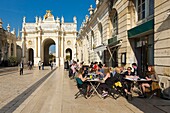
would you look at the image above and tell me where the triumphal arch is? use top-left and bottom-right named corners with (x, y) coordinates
top-left (21, 10), bottom-right (77, 66)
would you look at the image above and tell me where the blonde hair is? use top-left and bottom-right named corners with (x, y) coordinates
top-left (115, 67), bottom-right (121, 73)
top-left (109, 67), bottom-right (114, 72)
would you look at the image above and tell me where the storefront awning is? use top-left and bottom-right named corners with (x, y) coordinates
top-left (128, 19), bottom-right (154, 38)
top-left (108, 39), bottom-right (122, 49)
top-left (93, 45), bottom-right (107, 53)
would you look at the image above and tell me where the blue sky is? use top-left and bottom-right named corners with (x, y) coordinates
top-left (0, 0), bottom-right (96, 34)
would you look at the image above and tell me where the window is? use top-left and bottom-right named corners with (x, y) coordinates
top-left (137, 0), bottom-right (145, 21)
top-left (98, 23), bottom-right (103, 45)
top-left (149, 0), bottom-right (154, 16)
top-left (112, 11), bottom-right (118, 35)
top-left (91, 31), bottom-right (94, 49)
top-left (11, 43), bottom-right (14, 56)
top-left (136, 0), bottom-right (154, 21)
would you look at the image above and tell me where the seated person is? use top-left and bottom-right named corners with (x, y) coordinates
top-left (132, 63), bottom-right (139, 76)
top-left (92, 62), bottom-right (98, 71)
top-left (82, 66), bottom-right (88, 78)
top-left (96, 65), bottom-right (105, 78)
top-left (123, 67), bottom-right (135, 100)
top-left (124, 67), bottom-right (135, 78)
top-left (98, 67), bottom-right (121, 98)
top-left (77, 68), bottom-right (90, 96)
top-left (141, 65), bottom-right (159, 97)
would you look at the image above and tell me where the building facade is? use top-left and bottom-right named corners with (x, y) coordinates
top-left (154, 0), bottom-right (170, 98)
top-left (77, 0), bottom-right (170, 97)
top-left (78, 0), bottom-right (155, 76)
top-left (20, 10), bottom-right (77, 67)
top-left (0, 18), bottom-right (17, 66)
top-left (78, 0), bottom-right (136, 68)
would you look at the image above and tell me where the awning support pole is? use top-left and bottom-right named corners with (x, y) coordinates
top-left (107, 46), bottom-right (115, 62)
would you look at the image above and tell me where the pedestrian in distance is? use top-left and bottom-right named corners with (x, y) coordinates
top-left (29, 61), bottom-right (33, 70)
top-left (38, 61), bottom-right (41, 70)
top-left (19, 61), bottom-right (24, 75)
top-left (50, 61), bottom-right (53, 70)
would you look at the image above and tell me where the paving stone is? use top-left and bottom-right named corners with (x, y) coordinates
top-left (1, 67), bottom-right (170, 113)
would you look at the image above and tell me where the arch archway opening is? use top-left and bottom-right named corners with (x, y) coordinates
top-left (43, 38), bottom-right (56, 66)
top-left (65, 48), bottom-right (72, 61)
top-left (28, 48), bottom-right (34, 65)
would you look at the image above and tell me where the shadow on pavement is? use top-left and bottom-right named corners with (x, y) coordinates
top-left (0, 68), bottom-right (57, 113)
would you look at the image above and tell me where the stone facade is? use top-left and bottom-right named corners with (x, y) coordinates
top-left (20, 10), bottom-right (77, 67)
top-left (77, 0), bottom-right (135, 68)
top-left (0, 18), bottom-right (17, 66)
top-left (78, 0), bottom-right (155, 75)
top-left (154, 0), bottom-right (170, 76)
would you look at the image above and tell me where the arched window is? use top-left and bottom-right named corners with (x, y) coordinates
top-left (91, 31), bottom-right (94, 49)
top-left (98, 23), bottom-right (103, 45)
top-left (11, 43), bottom-right (14, 56)
top-left (112, 11), bottom-right (118, 36)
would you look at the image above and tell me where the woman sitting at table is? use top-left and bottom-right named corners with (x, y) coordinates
top-left (98, 67), bottom-right (121, 98)
top-left (123, 67), bottom-right (135, 100)
top-left (141, 65), bottom-right (159, 97)
top-left (77, 68), bottom-right (90, 96)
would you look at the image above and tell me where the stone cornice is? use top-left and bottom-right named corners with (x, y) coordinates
top-left (81, 0), bottom-right (109, 35)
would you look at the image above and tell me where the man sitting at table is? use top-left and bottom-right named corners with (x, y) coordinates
top-left (132, 63), bottom-right (139, 77)
top-left (96, 65), bottom-right (105, 78)
top-left (141, 65), bottom-right (159, 97)
top-left (123, 67), bottom-right (135, 100)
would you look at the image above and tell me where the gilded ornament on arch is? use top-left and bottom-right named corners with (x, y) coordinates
top-left (44, 10), bottom-right (53, 19)
top-left (28, 40), bottom-right (32, 45)
top-left (67, 40), bottom-right (71, 45)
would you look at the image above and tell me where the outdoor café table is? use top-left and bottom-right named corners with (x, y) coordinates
top-left (86, 78), bottom-right (105, 99)
top-left (124, 77), bottom-right (151, 95)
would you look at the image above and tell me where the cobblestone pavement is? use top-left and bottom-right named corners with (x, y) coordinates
top-left (0, 66), bottom-right (53, 110)
top-left (11, 67), bottom-right (170, 113)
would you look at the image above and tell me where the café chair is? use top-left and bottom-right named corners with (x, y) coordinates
top-left (75, 78), bottom-right (87, 99)
top-left (145, 81), bottom-right (160, 99)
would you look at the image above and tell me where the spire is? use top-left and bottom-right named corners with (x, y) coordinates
top-left (61, 16), bottom-right (64, 23)
top-left (7, 24), bottom-right (10, 32)
top-left (17, 27), bottom-right (20, 39)
top-left (35, 16), bottom-right (38, 23)
top-left (95, 0), bottom-right (99, 5)
top-left (88, 5), bottom-right (94, 15)
top-left (11, 28), bottom-right (16, 35)
top-left (23, 16), bottom-right (26, 23)
top-left (73, 16), bottom-right (77, 24)
top-left (85, 15), bottom-right (89, 22)
top-left (0, 18), bottom-right (3, 29)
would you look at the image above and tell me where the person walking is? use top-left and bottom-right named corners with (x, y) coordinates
top-left (19, 61), bottom-right (24, 75)
top-left (29, 61), bottom-right (33, 70)
top-left (50, 61), bottom-right (53, 70)
top-left (38, 61), bottom-right (41, 70)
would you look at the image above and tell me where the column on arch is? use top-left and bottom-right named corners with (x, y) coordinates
top-left (55, 37), bottom-right (59, 67)
top-left (60, 32), bottom-right (64, 66)
top-left (38, 36), bottom-right (41, 58)
top-left (34, 37), bottom-right (37, 58)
